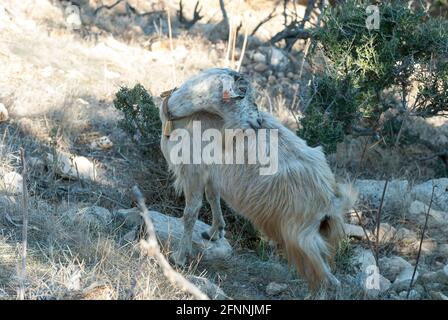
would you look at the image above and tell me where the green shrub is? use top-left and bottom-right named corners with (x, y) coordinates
top-left (113, 84), bottom-right (161, 147)
top-left (298, 0), bottom-right (448, 153)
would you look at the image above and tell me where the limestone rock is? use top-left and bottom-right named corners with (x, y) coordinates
top-left (344, 223), bottom-right (369, 240)
top-left (392, 267), bottom-right (418, 292)
top-left (374, 223), bottom-right (397, 244)
top-left (116, 208), bottom-right (232, 261)
top-left (408, 200), bottom-right (448, 228)
top-left (266, 282), bottom-right (288, 296)
top-left (253, 63), bottom-right (269, 72)
top-left (411, 179), bottom-right (448, 212)
top-left (1, 172), bottom-right (23, 194)
top-left (252, 52), bottom-right (266, 63)
top-left (0, 103), bottom-right (9, 122)
top-left (355, 179), bottom-right (409, 211)
top-left (47, 152), bottom-right (95, 180)
top-left (379, 256), bottom-right (412, 282)
top-left (187, 276), bottom-right (229, 300)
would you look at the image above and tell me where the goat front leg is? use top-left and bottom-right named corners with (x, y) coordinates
top-left (171, 183), bottom-right (204, 266)
top-left (202, 181), bottom-right (225, 241)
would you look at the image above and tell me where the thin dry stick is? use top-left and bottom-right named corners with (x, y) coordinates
top-left (225, 19), bottom-right (233, 67)
top-left (131, 186), bottom-right (209, 300)
top-left (166, 5), bottom-right (177, 87)
top-left (230, 20), bottom-right (237, 69)
top-left (375, 179), bottom-right (389, 267)
top-left (236, 24), bottom-right (248, 72)
top-left (407, 185), bottom-right (435, 299)
top-left (353, 208), bottom-right (377, 265)
top-left (18, 148), bottom-right (29, 300)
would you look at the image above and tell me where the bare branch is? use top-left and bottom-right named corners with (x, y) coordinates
top-left (375, 179), bottom-right (388, 268)
top-left (250, 8), bottom-right (277, 36)
top-left (407, 185), bottom-right (436, 298)
top-left (18, 148), bottom-right (29, 300)
top-left (178, 0), bottom-right (203, 29)
top-left (131, 186), bottom-right (209, 300)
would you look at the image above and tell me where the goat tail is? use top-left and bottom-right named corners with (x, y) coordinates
top-left (320, 183), bottom-right (358, 256)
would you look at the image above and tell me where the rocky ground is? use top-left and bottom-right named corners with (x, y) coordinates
top-left (0, 0), bottom-right (447, 300)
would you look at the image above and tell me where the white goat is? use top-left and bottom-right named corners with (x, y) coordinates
top-left (159, 68), bottom-right (356, 291)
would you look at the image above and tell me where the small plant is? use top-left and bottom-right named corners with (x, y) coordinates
top-left (113, 84), bottom-right (161, 147)
top-left (298, 0), bottom-right (448, 153)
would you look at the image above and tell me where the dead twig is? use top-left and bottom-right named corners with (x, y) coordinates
top-left (131, 186), bottom-right (209, 300)
top-left (407, 185), bottom-right (435, 299)
top-left (18, 148), bottom-right (29, 300)
top-left (250, 8), bottom-right (277, 36)
top-left (178, 0), bottom-right (203, 29)
top-left (353, 208), bottom-right (377, 266)
top-left (375, 179), bottom-right (389, 268)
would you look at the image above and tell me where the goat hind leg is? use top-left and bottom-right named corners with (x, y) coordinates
top-left (202, 182), bottom-right (225, 241)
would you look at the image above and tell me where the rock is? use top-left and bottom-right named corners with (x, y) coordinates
top-left (394, 227), bottom-right (437, 255)
top-left (47, 152), bottom-right (95, 180)
top-left (374, 223), bottom-right (397, 244)
top-left (68, 206), bottom-right (112, 228)
top-left (429, 291), bottom-right (448, 300)
top-left (395, 227), bottom-right (418, 244)
top-left (1, 172), bottom-right (23, 194)
top-left (252, 52), bottom-right (266, 63)
top-left (253, 63), bottom-right (269, 72)
top-left (353, 247), bottom-right (376, 273)
top-left (418, 269), bottom-right (448, 285)
top-left (0, 103), bottom-right (9, 122)
top-left (344, 223), bottom-right (368, 239)
top-left (408, 200), bottom-right (448, 228)
top-left (365, 274), bottom-right (391, 298)
top-left (268, 75), bottom-right (276, 85)
top-left (348, 209), bottom-right (362, 225)
top-left (115, 208), bottom-right (143, 227)
top-left (116, 208), bottom-right (232, 261)
top-left (65, 5), bottom-right (82, 30)
top-left (399, 289), bottom-right (420, 300)
top-left (355, 179), bottom-right (409, 212)
top-left (411, 178), bottom-right (448, 212)
top-left (187, 276), bottom-right (229, 300)
top-left (352, 247), bottom-right (387, 296)
top-left (269, 47), bottom-right (289, 70)
top-left (90, 136), bottom-right (113, 150)
top-left (28, 157), bottom-right (46, 171)
top-left (379, 256), bottom-right (412, 282)
top-left (287, 72), bottom-right (295, 80)
top-left (266, 282), bottom-right (288, 296)
top-left (392, 267), bottom-right (418, 292)
top-left (438, 244), bottom-right (448, 257)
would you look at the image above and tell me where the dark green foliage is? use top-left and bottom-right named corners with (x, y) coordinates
top-left (298, 0), bottom-right (448, 153)
top-left (113, 84), bottom-right (161, 147)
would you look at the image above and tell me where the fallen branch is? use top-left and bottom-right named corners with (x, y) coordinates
top-left (407, 185), bottom-right (435, 299)
top-left (131, 186), bottom-right (209, 300)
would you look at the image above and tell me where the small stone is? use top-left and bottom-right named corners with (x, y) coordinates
top-left (252, 52), bottom-right (266, 63)
top-left (90, 136), bottom-right (113, 150)
top-left (374, 223), bottom-right (396, 244)
top-left (74, 206), bottom-right (112, 227)
top-left (344, 223), bottom-right (368, 239)
top-left (392, 267), bottom-right (418, 292)
top-left (399, 289), bottom-right (420, 300)
top-left (429, 291), bottom-right (448, 300)
top-left (0, 103), bottom-right (9, 122)
top-left (266, 282), bottom-right (288, 296)
top-left (253, 63), bottom-right (269, 72)
top-left (287, 72), bottom-right (295, 79)
top-left (408, 200), bottom-right (448, 228)
top-left (187, 276), bottom-right (229, 300)
top-left (379, 256), bottom-right (412, 282)
top-left (47, 152), bottom-right (95, 180)
top-left (2, 172), bottom-right (23, 194)
top-left (268, 75), bottom-right (276, 85)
